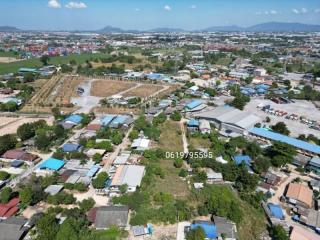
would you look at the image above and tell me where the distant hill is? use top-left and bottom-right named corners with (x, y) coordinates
top-left (0, 26), bottom-right (20, 32)
top-left (148, 27), bottom-right (187, 33)
top-left (202, 22), bottom-right (320, 32)
top-left (98, 25), bottom-right (125, 33)
top-left (202, 25), bottom-right (244, 32)
top-left (247, 22), bottom-right (320, 32)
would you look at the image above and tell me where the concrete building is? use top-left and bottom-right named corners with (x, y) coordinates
top-left (194, 106), bottom-right (260, 136)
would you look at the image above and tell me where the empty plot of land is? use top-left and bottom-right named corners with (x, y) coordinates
top-left (0, 117), bottom-right (53, 136)
top-left (90, 80), bottom-right (137, 97)
top-left (123, 84), bottom-right (164, 98)
top-left (0, 57), bottom-right (20, 63)
top-left (159, 120), bottom-right (183, 152)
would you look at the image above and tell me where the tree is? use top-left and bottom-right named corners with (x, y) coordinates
top-left (92, 172), bottom-right (109, 189)
top-left (92, 153), bottom-right (102, 164)
top-left (0, 134), bottom-right (17, 155)
top-left (79, 198), bottom-right (95, 212)
top-left (35, 129), bottom-right (51, 150)
top-left (253, 156), bottom-right (271, 174)
top-left (19, 187), bottom-right (33, 207)
top-left (174, 158), bottom-right (183, 168)
top-left (0, 171), bottom-right (10, 180)
top-left (17, 123), bottom-right (35, 141)
top-left (170, 111), bottom-right (182, 121)
top-left (129, 130), bottom-right (139, 141)
top-left (0, 187), bottom-right (12, 203)
top-left (270, 225), bottom-right (289, 240)
top-left (40, 55), bottom-right (50, 66)
top-left (186, 227), bottom-right (205, 240)
top-left (119, 184), bottom-right (128, 194)
top-left (56, 219), bottom-right (78, 240)
top-left (267, 141), bottom-right (297, 167)
top-left (271, 122), bottom-right (290, 136)
top-left (179, 169), bottom-right (188, 177)
top-left (230, 94), bottom-right (250, 110)
top-left (36, 214), bottom-right (59, 240)
top-left (245, 142), bottom-right (261, 159)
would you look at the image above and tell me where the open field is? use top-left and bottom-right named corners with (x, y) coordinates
top-left (245, 98), bottom-right (320, 137)
top-left (122, 84), bottom-right (164, 98)
top-left (90, 79), bottom-right (137, 97)
top-left (189, 136), bottom-right (212, 149)
top-left (0, 116), bottom-right (53, 136)
top-left (159, 120), bottom-right (184, 152)
top-left (0, 53), bottom-right (108, 74)
top-left (155, 159), bottom-right (190, 199)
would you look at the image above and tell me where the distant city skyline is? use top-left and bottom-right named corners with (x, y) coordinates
top-left (1, 0), bottom-right (320, 30)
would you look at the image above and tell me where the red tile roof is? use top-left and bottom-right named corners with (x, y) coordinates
top-left (0, 198), bottom-right (20, 218)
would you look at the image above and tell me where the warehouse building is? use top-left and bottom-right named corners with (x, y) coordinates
top-left (249, 128), bottom-right (320, 156)
top-left (193, 106), bottom-right (260, 136)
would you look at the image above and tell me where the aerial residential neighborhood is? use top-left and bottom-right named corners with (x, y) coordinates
top-left (0, 1), bottom-right (320, 240)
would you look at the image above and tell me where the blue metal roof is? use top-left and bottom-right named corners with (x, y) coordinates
top-left (64, 115), bottom-right (83, 124)
top-left (268, 203), bottom-right (284, 219)
top-left (86, 165), bottom-right (100, 177)
top-left (255, 84), bottom-right (270, 90)
top-left (249, 128), bottom-right (320, 154)
top-left (185, 100), bottom-right (203, 109)
top-left (62, 143), bottom-right (81, 153)
top-left (146, 73), bottom-right (164, 80)
top-left (187, 119), bottom-right (200, 127)
top-left (101, 114), bottom-right (116, 126)
top-left (190, 222), bottom-right (217, 239)
top-left (39, 158), bottom-right (64, 171)
top-left (233, 155), bottom-right (252, 166)
top-left (111, 115), bottom-right (128, 125)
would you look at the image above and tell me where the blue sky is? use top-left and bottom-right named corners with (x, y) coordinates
top-left (1, 0), bottom-right (320, 30)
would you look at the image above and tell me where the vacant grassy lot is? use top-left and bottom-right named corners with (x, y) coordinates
top-left (159, 120), bottom-right (183, 152)
top-left (90, 79), bottom-right (137, 97)
top-left (0, 53), bottom-right (107, 74)
top-left (154, 159), bottom-right (190, 199)
top-left (189, 136), bottom-right (212, 149)
top-left (123, 84), bottom-right (164, 98)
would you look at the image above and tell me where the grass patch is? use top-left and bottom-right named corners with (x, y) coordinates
top-left (154, 160), bottom-right (189, 199)
top-left (159, 120), bottom-right (183, 152)
top-left (0, 53), bottom-right (107, 74)
top-left (189, 136), bottom-right (211, 149)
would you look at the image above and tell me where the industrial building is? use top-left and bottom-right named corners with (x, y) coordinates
top-left (194, 106), bottom-right (260, 136)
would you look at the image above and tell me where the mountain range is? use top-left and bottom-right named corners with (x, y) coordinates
top-left (1, 22), bottom-right (320, 33)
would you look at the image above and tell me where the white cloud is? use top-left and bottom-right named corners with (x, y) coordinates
top-left (270, 10), bottom-right (278, 15)
top-left (135, 8), bottom-right (140, 12)
top-left (65, 2), bottom-right (87, 9)
top-left (190, 5), bottom-right (197, 9)
top-left (315, 9), bottom-right (320, 13)
top-left (48, 0), bottom-right (61, 8)
top-left (164, 5), bottom-right (171, 11)
top-left (264, 11), bottom-right (269, 15)
top-left (292, 8), bottom-right (308, 14)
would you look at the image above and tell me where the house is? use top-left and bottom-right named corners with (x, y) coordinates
top-left (101, 115), bottom-right (116, 126)
top-left (0, 217), bottom-right (29, 240)
top-left (285, 183), bottom-right (313, 209)
top-left (185, 100), bottom-right (206, 112)
top-left (199, 120), bottom-right (211, 134)
top-left (0, 198), bottom-right (20, 218)
top-left (307, 157), bottom-right (320, 175)
top-left (213, 216), bottom-right (238, 240)
top-left (1, 149), bottom-right (38, 162)
top-left (113, 152), bottom-right (131, 166)
top-left (187, 119), bottom-right (200, 132)
top-left (305, 209), bottom-right (320, 229)
top-left (267, 203), bottom-right (285, 220)
top-left (87, 205), bottom-right (129, 229)
top-left (64, 114), bottom-right (83, 125)
top-left (261, 172), bottom-right (282, 186)
top-left (205, 168), bottom-right (223, 184)
top-left (131, 225), bottom-right (150, 237)
top-left (290, 225), bottom-right (319, 240)
top-left (44, 185), bottom-right (64, 196)
top-left (131, 138), bottom-right (150, 151)
top-left (38, 158), bottom-right (65, 171)
top-left (233, 155), bottom-right (252, 165)
top-left (110, 165), bottom-right (145, 192)
top-left (61, 143), bottom-right (81, 153)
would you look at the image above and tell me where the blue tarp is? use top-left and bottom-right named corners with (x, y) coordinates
top-left (62, 143), bottom-right (81, 152)
top-left (190, 222), bottom-right (217, 239)
top-left (268, 203), bottom-right (284, 219)
top-left (39, 158), bottom-right (65, 171)
top-left (111, 115), bottom-right (128, 125)
top-left (101, 115), bottom-right (116, 126)
top-left (64, 115), bottom-right (83, 124)
top-left (233, 155), bottom-right (252, 166)
top-left (249, 127), bottom-right (320, 154)
top-left (185, 100), bottom-right (203, 109)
